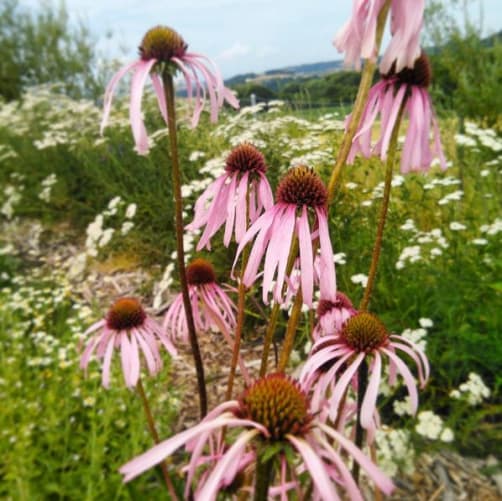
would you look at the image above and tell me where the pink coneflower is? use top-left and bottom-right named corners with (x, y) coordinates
top-left (100, 25), bottom-right (239, 155)
top-left (186, 143), bottom-right (273, 250)
top-left (334, 0), bottom-right (424, 73)
top-left (162, 258), bottom-right (249, 381)
top-left (163, 258), bottom-right (236, 343)
top-left (119, 374), bottom-right (394, 500)
top-left (347, 52), bottom-right (447, 173)
top-left (233, 165), bottom-right (336, 308)
top-left (80, 297), bottom-right (177, 388)
top-left (301, 312), bottom-right (430, 429)
top-left (313, 291), bottom-right (358, 340)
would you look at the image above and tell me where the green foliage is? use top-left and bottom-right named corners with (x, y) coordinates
top-left (425, 0), bottom-right (502, 125)
top-left (0, 267), bottom-right (181, 499)
top-left (1, 83), bottom-right (501, 496)
top-left (231, 70), bottom-right (363, 109)
top-left (0, 0), bottom-right (100, 101)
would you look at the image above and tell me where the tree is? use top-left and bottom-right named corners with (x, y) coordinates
top-left (0, 0), bottom-right (100, 101)
top-left (424, 0), bottom-right (502, 125)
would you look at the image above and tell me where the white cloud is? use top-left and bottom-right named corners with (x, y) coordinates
top-left (217, 42), bottom-right (251, 61)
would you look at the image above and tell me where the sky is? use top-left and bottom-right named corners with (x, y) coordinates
top-left (19, 0), bottom-right (502, 78)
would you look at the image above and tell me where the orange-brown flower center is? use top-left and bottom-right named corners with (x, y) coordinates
top-left (106, 297), bottom-right (146, 331)
top-left (341, 312), bottom-right (389, 352)
top-left (276, 166), bottom-right (327, 208)
top-left (186, 258), bottom-right (216, 285)
top-left (236, 374), bottom-right (312, 441)
top-left (139, 26), bottom-right (187, 62)
top-left (225, 143), bottom-right (267, 175)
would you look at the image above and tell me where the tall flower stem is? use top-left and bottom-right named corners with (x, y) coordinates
top-left (352, 358), bottom-right (368, 483)
top-left (226, 243), bottom-right (250, 399)
top-left (259, 238), bottom-right (299, 377)
top-left (277, 287), bottom-right (303, 372)
top-left (226, 188), bottom-right (251, 399)
top-left (254, 451), bottom-right (273, 501)
top-left (163, 71), bottom-right (207, 417)
top-left (136, 379), bottom-right (179, 500)
top-left (327, 0), bottom-right (391, 203)
top-left (359, 105), bottom-right (405, 311)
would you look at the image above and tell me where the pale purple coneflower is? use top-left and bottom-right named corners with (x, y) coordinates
top-left (186, 143), bottom-right (273, 250)
top-left (119, 373), bottom-right (394, 500)
top-left (334, 0), bottom-right (424, 73)
top-left (233, 165), bottom-right (336, 308)
top-left (347, 52), bottom-right (447, 173)
top-left (100, 25), bottom-right (239, 155)
top-left (301, 311), bottom-right (430, 429)
top-left (80, 297), bottom-right (177, 389)
top-left (313, 291), bottom-right (358, 340)
top-left (162, 258), bottom-right (250, 382)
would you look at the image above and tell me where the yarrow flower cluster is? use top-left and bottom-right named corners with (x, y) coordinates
top-left (450, 372), bottom-right (491, 406)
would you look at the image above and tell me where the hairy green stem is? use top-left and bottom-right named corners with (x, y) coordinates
top-left (254, 452), bottom-right (273, 501)
top-left (327, 0), bottom-right (391, 203)
top-left (136, 379), bottom-right (179, 500)
top-left (353, 358), bottom-right (368, 483)
top-left (226, 245), bottom-right (250, 399)
top-left (259, 238), bottom-right (299, 377)
top-left (359, 104), bottom-right (404, 311)
top-left (277, 287), bottom-right (303, 372)
top-left (226, 188), bottom-right (251, 399)
top-left (163, 71), bottom-right (207, 417)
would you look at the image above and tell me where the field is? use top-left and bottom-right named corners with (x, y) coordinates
top-left (0, 85), bottom-right (501, 499)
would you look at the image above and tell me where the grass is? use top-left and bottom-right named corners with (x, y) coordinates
top-left (0, 86), bottom-right (501, 497)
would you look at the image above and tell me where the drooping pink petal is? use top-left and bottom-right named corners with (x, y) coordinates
top-left (381, 347), bottom-right (418, 414)
top-left (119, 415), bottom-right (266, 483)
top-left (286, 435), bottom-right (340, 501)
top-left (129, 58), bottom-right (157, 155)
top-left (361, 351), bottom-right (381, 429)
top-left (197, 429), bottom-right (260, 500)
top-left (100, 60), bottom-right (141, 134)
top-left (316, 434), bottom-right (364, 501)
top-left (329, 352), bottom-right (365, 414)
top-left (101, 334), bottom-right (116, 389)
top-left (380, 0), bottom-right (424, 73)
top-left (317, 207), bottom-right (337, 300)
top-left (298, 205), bottom-right (314, 307)
top-left (390, 334), bottom-right (430, 381)
top-left (319, 423), bottom-right (394, 495)
top-left (150, 72), bottom-right (168, 123)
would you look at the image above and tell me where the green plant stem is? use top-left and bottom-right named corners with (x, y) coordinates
top-left (226, 188), bottom-right (251, 399)
top-left (353, 358), bottom-right (368, 483)
top-left (163, 71), bottom-right (207, 418)
top-left (359, 104), bottom-right (405, 311)
top-left (277, 286), bottom-right (303, 372)
top-left (226, 244), bottom-right (250, 400)
top-left (254, 452), bottom-right (273, 501)
top-left (327, 0), bottom-right (391, 203)
top-left (259, 238), bottom-right (299, 377)
top-left (136, 379), bottom-right (178, 500)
